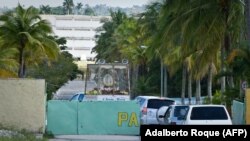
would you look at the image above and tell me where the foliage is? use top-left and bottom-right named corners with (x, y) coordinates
top-left (63, 0), bottom-right (74, 14)
top-left (0, 44), bottom-right (18, 77)
top-left (0, 126), bottom-right (48, 141)
top-left (203, 88), bottom-right (240, 106)
top-left (203, 90), bottom-right (222, 104)
top-left (84, 5), bottom-right (95, 16)
top-left (39, 5), bottom-right (51, 14)
top-left (92, 10), bottom-right (127, 62)
top-left (133, 76), bottom-right (158, 96)
top-left (27, 52), bottom-right (80, 100)
top-left (0, 5), bottom-right (59, 78)
top-left (0, 135), bottom-right (47, 141)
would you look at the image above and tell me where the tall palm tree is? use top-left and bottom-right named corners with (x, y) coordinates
top-left (0, 5), bottom-right (59, 78)
top-left (154, 0), bottom-right (244, 103)
top-left (63, 0), bottom-right (74, 15)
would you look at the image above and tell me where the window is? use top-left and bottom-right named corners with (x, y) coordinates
top-left (165, 106), bottom-right (172, 118)
top-left (174, 106), bottom-right (189, 117)
top-left (174, 106), bottom-right (189, 120)
top-left (190, 107), bottom-right (228, 120)
top-left (78, 94), bottom-right (84, 102)
top-left (135, 97), bottom-right (145, 107)
top-left (147, 99), bottom-right (175, 109)
top-left (70, 95), bottom-right (78, 101)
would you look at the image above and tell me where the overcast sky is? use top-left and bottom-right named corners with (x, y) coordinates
top-left (1, 0), bottom-right (152, 8)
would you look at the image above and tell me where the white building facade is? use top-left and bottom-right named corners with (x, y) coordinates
top-left (41, 15), bottom-right (109, 61)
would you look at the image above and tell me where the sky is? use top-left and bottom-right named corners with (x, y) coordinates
top-left (1, 0), bottom-right (152, 8)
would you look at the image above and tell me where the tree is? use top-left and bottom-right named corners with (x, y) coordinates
top-left (63, 0), bottom-right (74, 15)
top-left (84, 4), bottom-right (95, 16)
top-left (92, 10), bottom-right (127, 62)
top-left (40, 5), bottom-right (51, 14)
top-left (0, 42), bottom-right (18, 77)
top-left (76, 3), bottom-right (83, 15)
top-left (27, 52), bottom-right (80, 100)
top-left (0, 5), bottom-right (59, 78)
top-left (153, 0), bottom-right (244, 103)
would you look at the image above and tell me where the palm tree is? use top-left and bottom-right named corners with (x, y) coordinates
top-left (40, 5), bottom-right (51, 14)
top-left (0, 42), bottom-right (18, 77)
top-left (246, 0), bottom-right (250, 43)
top-left (0, 5), bottom-right (59, 78)
top-left (63, 0), bottom-right (74, 15)
top-left (154, 0), bottom-right (244, 103)
top-left (76, 3), bottom-right (83, 15)
top-left (92, 10), bottom-right (127, 62)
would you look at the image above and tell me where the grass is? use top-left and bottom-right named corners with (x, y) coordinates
top-left (0, 125), bottom-right (49, 141)
top-left (0, 135), bottom-right (48, 141)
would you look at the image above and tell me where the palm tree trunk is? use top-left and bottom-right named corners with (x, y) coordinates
top-left (221, 0), bottom-right (230, 103)
top-left (229, 76), bottom-right (235, 88)
top-left (133, 64), bottom-right (139, 97)
top-left (245, 0), bottom-right (250, 42)
top-left (188, 72), bottom-right (192, 105)
top-left (195, 79), bottom-right (201, 104)
top-left (161, 61), bottom-right (163, 97)
top-left (18, 48), bottom-right (25, 78)
top-left (221, 46), bottom-right (226, 94)
top-left (163, 65), bottom-right (168, 97)
top-left (207, 64), bottom-right (213, 104)
top-left (181, 65), bottom-right (186, 105)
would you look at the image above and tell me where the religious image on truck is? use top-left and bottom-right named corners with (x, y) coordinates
top-left (83, 62), bottom-right (130, 101)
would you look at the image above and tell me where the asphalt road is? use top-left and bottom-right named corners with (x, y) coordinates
top-left (49, 135), bottom-right (140, 141)
top-left (53, 80), bottom-right (97, 100)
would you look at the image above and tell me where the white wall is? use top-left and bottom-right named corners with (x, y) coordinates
top-left (0, 79), bottom-right (46, 133)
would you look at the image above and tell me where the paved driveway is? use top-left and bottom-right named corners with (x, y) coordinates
top-left (49, 135), bottom-right (140, 141)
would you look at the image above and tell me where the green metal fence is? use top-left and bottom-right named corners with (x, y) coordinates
top-left (231, 100), bottom-right (245, 125)
top-left (47, 100), bottom-right (140, 135)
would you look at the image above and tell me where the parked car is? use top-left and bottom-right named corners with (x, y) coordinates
top-left (183, 105), bottom-right (232, 125)
top-left (134, 96), bottom-right (175, 125)
top-left (69, 93), bottom-right (85, 102)
top-left (157, 105), bottom-right (189, 125)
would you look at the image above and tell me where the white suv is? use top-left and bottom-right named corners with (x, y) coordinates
top-left (134, 96), bottom-right (175, 125)
top-left (183, 105), bottom-right (232, 125)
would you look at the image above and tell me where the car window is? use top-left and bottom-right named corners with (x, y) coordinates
top-left (79, 94), bottom-right (84, 101)
top-left (190, 107), bottom-right (228, 120)
top-left (135, 97), bottom-right (146, 107)
top-left (70, 94), bottom-right (78, 101)
top-left (165, 106), bottom-right (172, 118)
top-left (174, 106), bottom-right (189, 120)
top-left (147, 99), bottom-right (175, 109)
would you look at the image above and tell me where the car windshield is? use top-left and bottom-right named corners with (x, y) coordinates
top-left (70, 94), bottom-right (79, 101)
top-left (190, 107), bottom-right (228, 120)
top-left (136, 98), bottom-right (146, 107)
top-left (147, 99), bottom-right (175, 109)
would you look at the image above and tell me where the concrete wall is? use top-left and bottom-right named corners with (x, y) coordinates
top-left (0, 79), bottom-right (46, 133)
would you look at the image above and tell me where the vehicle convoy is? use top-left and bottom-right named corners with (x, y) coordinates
top-left (158, 104), bottom-right (232, 125)
top-left (134, 96), bottom-right (175, 125)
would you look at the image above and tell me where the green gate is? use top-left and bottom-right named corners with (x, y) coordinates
top-left (47, 100), bottom-right (140, 135)
top-left (231, 100), bottom-right (245, 124)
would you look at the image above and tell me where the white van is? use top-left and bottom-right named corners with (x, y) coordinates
top-left (183, 105), bottom-right (232, 125)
